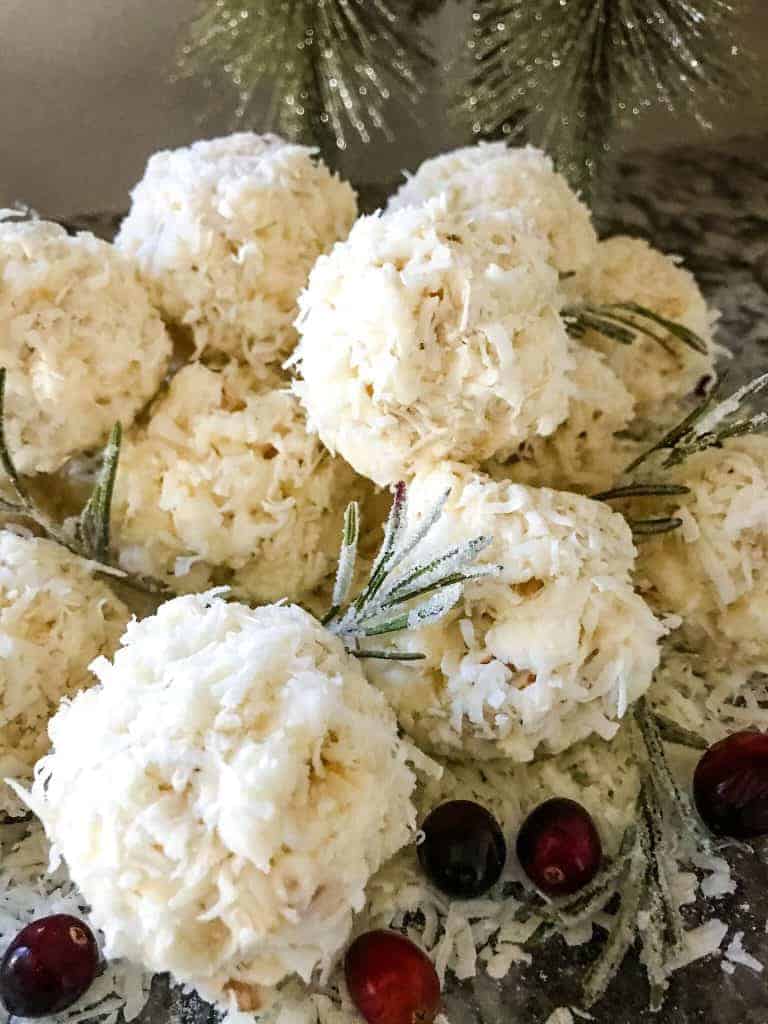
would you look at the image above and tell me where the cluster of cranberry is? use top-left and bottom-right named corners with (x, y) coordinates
top-left (1, 731), bottom-right (766, 1022)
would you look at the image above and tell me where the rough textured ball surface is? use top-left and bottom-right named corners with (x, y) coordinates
top-left (0, 220), bottom-right (172, 474)
top-left (115, 134), bottom-right (357, 369)
top-left (364, 468), bottom-right (663, 761)
top-left (294, 200), bottom-right (574, 486)
top-left (112, 360), bottom-right (365, 603)
top-left (390, 143), bottom-right (598, 274)
top-left (22, 594), bottom-right (417, 1012)
top-left (488, 346), bottom-right (635, 494)
top-left (0, 531), bottom-right (129, 816)
top-left (565, 235), bottom-right (716, 413)
top-left (636, 435), bottom-right (768, 669)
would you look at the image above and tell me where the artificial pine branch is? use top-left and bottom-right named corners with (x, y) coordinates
top-left (178, 0), bottom-right (434, 164)
top-left (461, 0), bottom-right (751, 193)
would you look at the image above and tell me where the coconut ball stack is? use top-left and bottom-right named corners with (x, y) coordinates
top-left (1, 132), bottom-right (731, 1018)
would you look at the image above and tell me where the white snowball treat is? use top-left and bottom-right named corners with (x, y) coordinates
top-left (0, 531), bottom-right (129, 816)
top-left (116, 134), bottom-right (357, 369)
top-left (22, 595), bottom-right (418, 1011)
top-left (566, 236), bottom-right (716, 413)
top-left (0, 219), bottom-right (172, 474)
top-left (365, 468), bottom-right (663, 761)
top-left (390, 143), bottom-right (598, 274)
top-left (294, 199), bottom-right (574, 486)
top-left (112, 361), bottom-right (365, 602)
top-left (637, 434), bottom-right (768, 669)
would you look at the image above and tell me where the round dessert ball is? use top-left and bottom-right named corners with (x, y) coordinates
top-left (22, 594), bottom-right (417, 1011)
top-left (294, 199), bottom-right (574, 486)
top-left (0, 531), bottom-right (129, 817)
top-left (565, 236), bottom-right (716, 413)
top-left (112, 361), bottom-right (366, 603)
top-left (364, 468), bottom-right (663, 761)
top-left (0, 220), bottom-right (172, 474)
top-left (115, 134), bottom-right (357, 369)
top-left (636, 435), bottom-right (768, 669)
top-left (487, 346), bottom-right (635, 494)
top-left (389, 143), bottom-right (598, 274)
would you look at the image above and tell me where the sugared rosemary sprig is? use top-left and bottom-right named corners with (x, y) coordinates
top-left (513, 699), bottom-right (724, 1011)
top-left (564, 302), bottom-right (709, 356)
top-left (626, 371), bottom-right (768, 475)
top-left (324, 481), bottom-right (501, 660)
top-left (0, 369), bottom-right (169, 597)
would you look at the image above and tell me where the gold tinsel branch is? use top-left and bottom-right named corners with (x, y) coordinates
top-left (460, 0), bottom-right (753, 194)
top-left (178, 0), bottom-right (436, 162)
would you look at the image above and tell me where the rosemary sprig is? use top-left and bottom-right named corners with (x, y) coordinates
top-left (324, 482), bottom-right (501, 659)
top-left (564, 302), bottom-right (709, 357)
top-left (626, 371), bottom-right (768, 474)
top-left (0, 369), bottom-right (169, 597)
top-left (626, 516), bottom-right (684, 538)
top-left (512, 698), bottom-right (726, 1010)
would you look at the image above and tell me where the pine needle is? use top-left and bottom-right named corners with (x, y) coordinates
top-left (178, 0), bottom-right (434, 163)
top-left (626, 371), bottom-right (768, 474)
top-left (460, 0), bottom-right (752, 194)
top-left (564, 302), bottom-right (709, 356)
top-left (325, 482), bottom-right (499, 658)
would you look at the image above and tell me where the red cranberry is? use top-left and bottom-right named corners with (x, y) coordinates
top-left (344, 930), bottom-right (440, 1024)
top-left (516, 797), bottom-right (602, 897)
top-left (0, 914), bottom-right (99, 1018)
top-left (693, 730), bottom-right (768, 839)
top-left (418, 800), bottom-right (506, 898)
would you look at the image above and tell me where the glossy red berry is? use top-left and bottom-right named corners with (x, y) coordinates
top-left (344, 930), bottom-right (440, 1024)
top-left (693, 730), bottom-right (768, 839)
top-left (516, 797), bottom-right (602, 897)
top-left (418, 800), bottom-right (506, 899)
top-left (0, 915), bottom-right (99, 1018)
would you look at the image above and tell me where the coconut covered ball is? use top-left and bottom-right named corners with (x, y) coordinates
top-left (389, 143), bottom-right (598, 274)
top-left (636, 435), bottom-right (768, 669)
top-left (21, 594), bottom-right (418, 1011)
top-left (487, 346), bottom-right (635, 494)
top-left (115, 134), bottom-right (357, 369)
top-left (565, 236), bottom-right (716, 413)
top-left (0, 531), bottom-right (129, 816)
top-left (112, 360), bottom-right (365, 603)
top-left (364, 468), bottom-right (663, 761)
top-left (0, 220), bottom-right (172, 474)
top-left (294, 199), bottom-right (574, 486)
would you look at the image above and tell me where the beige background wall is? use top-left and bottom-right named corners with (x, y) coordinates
top-left (1, 0), bottom-right (766, 217)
